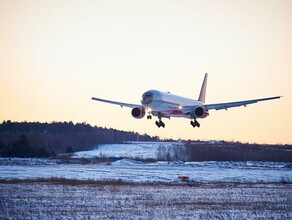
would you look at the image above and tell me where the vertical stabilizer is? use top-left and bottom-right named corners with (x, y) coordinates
top-left (198, 73), bottom-right (208, 103)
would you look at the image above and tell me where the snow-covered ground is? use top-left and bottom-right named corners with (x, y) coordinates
top-left (1, 183), bottom-right (291, 219)
top-left (0, 159), bottom-right (291, 184)
top-left (1, 142), bottom-right (291, 219)
top-left (0, 142), bottom-right (291, 184)
top-left (73, 141), bottom-right (182, 160)
top-left (0, 142), bottom-right (292, 183)
top-left (0, 158), bottom-right (291, 184)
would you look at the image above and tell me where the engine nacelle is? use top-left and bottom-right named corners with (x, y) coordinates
top-left (131, 107), bottom-right (145, 119)
top-left (194, 106), bottom-right (209, 118)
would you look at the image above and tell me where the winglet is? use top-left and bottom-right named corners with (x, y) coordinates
top-left (198, 73), bottom-right (208, 103)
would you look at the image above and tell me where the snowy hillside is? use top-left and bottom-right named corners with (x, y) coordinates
top-left (73, 142), bottom-right (184, 160)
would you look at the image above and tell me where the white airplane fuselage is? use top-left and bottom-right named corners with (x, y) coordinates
top-left (141, 90), bottom-right (207, 119)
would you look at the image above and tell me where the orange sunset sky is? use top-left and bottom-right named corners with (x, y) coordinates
top-left (0, 0), bottom-right (291, 144)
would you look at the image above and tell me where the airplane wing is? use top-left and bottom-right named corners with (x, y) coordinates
top-left (91, 97), bottom-right (140, 108)
top-left (205, 96), bottom-right (282, 111)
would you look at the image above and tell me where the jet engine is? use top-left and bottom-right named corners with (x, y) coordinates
top-left (131, 107), bottom-right (145, 119)
top-left (194, 106), bottom-right (209, 118)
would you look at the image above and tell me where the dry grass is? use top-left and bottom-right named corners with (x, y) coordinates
top-left (1, 177), bottom-right (291, 188)
top-left (1, 182), bottom-right (291, 219)
top-left (0, 177), bottom-right (136, 186)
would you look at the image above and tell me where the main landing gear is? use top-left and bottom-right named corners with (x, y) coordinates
top-left (190, 119), bottom-right (200, 128)
top-left (154, 113), bottom-right (165, 128)
top-left (156, 120), bottom-right (165, 128)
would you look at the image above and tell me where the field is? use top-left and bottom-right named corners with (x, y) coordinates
top-left (1, 142), bottom-right (292, 219)
top-left (1, 182), bottom-right (292, 219)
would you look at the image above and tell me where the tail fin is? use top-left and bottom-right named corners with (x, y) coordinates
top-left (198, 73), bottom-right (208, 103)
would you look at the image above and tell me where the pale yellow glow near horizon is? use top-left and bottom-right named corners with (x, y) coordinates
top-left (0, 0), bottom-right (291, 144)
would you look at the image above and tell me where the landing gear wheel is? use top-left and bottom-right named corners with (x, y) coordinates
top-left (190, 121), bottom-right (194, 127)
top-left (195, 120), bottom-right (200, 127)
top-left (147, 115), bottom-right (152, 120)
top-left (156, 120), bottom-right (165, 128)
top-left (155, 121), bottom-right (161, 127)
top-left (191, 120), bottom-right (200, 128)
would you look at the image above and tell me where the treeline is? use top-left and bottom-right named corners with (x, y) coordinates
top-left (0, 121), bottom-right (159, 158)
top-left (185, 141), bottom-right (292, 162)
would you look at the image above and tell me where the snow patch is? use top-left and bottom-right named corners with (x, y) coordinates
top-left (74, 142), bottom-right (181, 160)
top-left (112, 159), bottom-right (144, 166)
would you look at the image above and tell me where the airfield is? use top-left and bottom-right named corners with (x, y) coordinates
top-left (1, 142), bottom-right (292, 219)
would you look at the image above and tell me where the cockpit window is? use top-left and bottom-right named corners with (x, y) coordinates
top-left (142, 92), bottom-right (153, 104)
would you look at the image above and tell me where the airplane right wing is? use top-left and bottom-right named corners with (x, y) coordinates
top-left (91, 97), bottom-right (141, 108)
top-left (205, 96), bottom-right (282, 111)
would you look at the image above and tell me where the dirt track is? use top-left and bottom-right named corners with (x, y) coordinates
top-left (1, 182), bottom-right (291, 219)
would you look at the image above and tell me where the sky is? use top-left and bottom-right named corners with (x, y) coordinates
top-left (0, 0), bottom-right (291, 144)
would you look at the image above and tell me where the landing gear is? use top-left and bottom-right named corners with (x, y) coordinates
top-left (155, 113), bottom-right (166, 128)
top-left (191, 119), bottom-right (200, 128)
top-left (147, 115), bottom-right (152, 119)
top-left (156, 120), bottom-right (165, 128)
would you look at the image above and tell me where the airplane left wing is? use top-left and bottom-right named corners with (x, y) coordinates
top-left (91, 97), bottom-right (140, 108)
top-left (205, 96), bottom-right (282, 111)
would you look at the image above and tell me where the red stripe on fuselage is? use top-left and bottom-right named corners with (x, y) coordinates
top-left (170, 110), bottom-right (183, 115)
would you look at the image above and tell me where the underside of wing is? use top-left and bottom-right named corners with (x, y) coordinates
top-left (91, 97), bottom-right (141, 108)
top-left (205, 96), bottom-right (281, 111)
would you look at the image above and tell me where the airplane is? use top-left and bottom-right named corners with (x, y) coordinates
top-left (92, 73), bottom-right (281, 128)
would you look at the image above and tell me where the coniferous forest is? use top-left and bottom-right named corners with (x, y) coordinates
top-left (0, 121), bottom-right (158, 158)
top-left (0, 120), bottom-right (291, 162)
